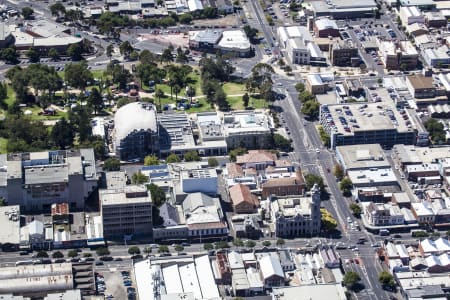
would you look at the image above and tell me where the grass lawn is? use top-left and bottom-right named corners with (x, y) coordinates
top-left (0, 138), bottom-right (7, 154)
top-left (223, 82), bottom-right (246, 95)
top-left (227, 96), bottom-right (267, 110)
top-left (22, 105), bottom-right (68, 121)
top-left (5, 86), bottom-right (15, 107)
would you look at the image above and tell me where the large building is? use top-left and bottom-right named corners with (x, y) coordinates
top-left (113, 102), bottom-right (159, 161)
top-left (320, 102), bottom-right (418, 149)
top-left (399, 6), bottom-right (425, 25)
top-left (335, 144), bottom-right (390, 172)
top-left (100, 186), bottom-right (153, 239)
top-left (310, 0), bottom-right (377, 19)
top-left (223, 111), bottom-right (274, 149)
top-left (330, 39), bottom-right (359, 67)
top-left (189, 29), bottom-right (252, 57)
top-left (0, 149), bottom-right (97, 211)
top-left (269, 185), bottom-right (321, 238)
top-left (314, 19), bottom-right (339, 38)
top-left (277, 26), bottom-right (317, 65)
top-left (377, 40), bottom-right (419, 70)
top-left (0, 22), bottom-right (14, 48)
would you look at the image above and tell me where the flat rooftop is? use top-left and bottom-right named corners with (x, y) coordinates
top-left (393, 145), bottom-right (450, 164)
top-left (336, 144), bottom-right (390, 170)
top-left (347, 168), bottom-right (397, 185)
top-left (0, 206), bottom-right (20, 244)
top-left (322, 102), bottom-right (412, 136)
top-left (100, 186), bottom-right (151, 206)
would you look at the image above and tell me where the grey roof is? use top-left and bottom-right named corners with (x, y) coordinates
top-left (114, 102), bottom-right (157, 144)
top-left (159, 202), bottom-right (180, 226)
top-left (191, 30), bottom-right (222, 44)
top-left (24, 165), bottom-right (69, 184)
top-left (182, 192), bottom-right (216, 214)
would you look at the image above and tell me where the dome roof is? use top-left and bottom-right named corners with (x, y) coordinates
top-left (114, 102), bottom-right (157, 143)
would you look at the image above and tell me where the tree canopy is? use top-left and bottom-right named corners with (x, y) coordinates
top-left (103, 158), bottom-right (121, 171)
top-left (144, 155), bottom-right (160, 166)
top-left (148, 183), bottom-right (166, 207)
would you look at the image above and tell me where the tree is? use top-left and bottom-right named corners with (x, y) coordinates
top-left (214, 241), bottom-right (230, 249)
top-left (68, 250), bottom-right (79, 258)
top-left (340, 177), bottom-right (353, 196)
top-left (158, 245), bottom-right (169, 253)
top-left (21, 7), bottom-right (34, 20)
top-left (262, 240), bottom-right (271, 247)
top-left (48, 48), bottom-right (60, 61)
top-left (50, 2), bottom-right (66, 17)
top-left (318, 125), bottom-right (330, 147)
top-left (161, 48), bottom-right (173, 64)
top-left (106, 44), bottom-right (114, 61)
top-left (36, 251), bottom-right (49, 258)
top-left (52, 251), bottom-right (64, 258)
top-left (245, 240), bottom-right (256, 248)
top-left (119, 41), bottom-right (133, 59)
top-left (295, 83), bottom-right (305, 92)
top-left (132, 171), bottom-right (149, 184)
top-left (321, 208), bottom-right (338, 232)
top-left (233, 238), bottom-right (244, 247)
top-left (378, 271), bottom-right (395, 288)
top-left (144, 155), bottom-right (160, 166)
top-left (166, 153), bottom-right (181, 163)
top-left (148, 183), bottom-right (166, 207)
top-left (204, 243), bottom-right (214, 250)
top-left (155, 89), bottom-right (164, 109)
top-left (83, 253), bottom-right (92, 257)
top-left (128, 246), bottom-right (141, 255)
top-left (174, 244), bottom-right (184, 252)
top-left (208, 157), bottom-right (219, 167)
top-left (143, 247), bottom-right (152, 254)
top-left (276, 238), bottom-right (285, 246)
top-left (67, 43), bottom-right (83, 61)
top-left (0, 47), bottom-right (19, 64)
top-left (184, 151), bottom-right (201, 162)
top-left (242, 93), bottom-right (250, 108)
top-left (65, 62), bottom-right (93, 91)
top-left (229, 147), bottom-right (247, 162)
top-left (304, 174), bottom-right (325, 192)
top-left (333, 164), bottom-right (344, 181)
top-left (96, 247), bottom-right (110, 256)
top-left (51, 117), bottom-right (75, 149)
top-left (343, 271), bottom-right (361, 290)
top-left (349, 203), bottom-right (362, 217)
top-left (243, 25), bottom-right (258, 43)
top-left (273, 133), bottom-right (292, 151)
top-left (103, 158), bottom-right (121, 171)
top-left (425, 118), bottom-right (446, 144)
top-left (26, 47), bottom-right (40, 63)
top-left (179, 13), bottom-right (193, 24)
top-left (88, 87), bottom-right (103, 114)
top-left (301, 100), bottom-right (320, 118)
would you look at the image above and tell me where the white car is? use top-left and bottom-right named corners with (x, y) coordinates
top-left (315, 148), bottom-right (320, 153)
top-left (347, 217), bottom-right (352, 223)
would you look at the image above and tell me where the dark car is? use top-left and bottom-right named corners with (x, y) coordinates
top-left (130, 254), bottom-right (143, 260)
top-left (54, 259), bottom-right (66, 263)
top-left (114, 257), bottom-right (123, 261)
top-left (95, 261), bottom-right (104, 266)
top-left (19, 251), bottom-right (29, 255)
top-left (100, 256), bottom-right (114, 261)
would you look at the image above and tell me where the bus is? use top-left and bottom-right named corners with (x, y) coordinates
top-left (15, 260), bottom-right (34, 266)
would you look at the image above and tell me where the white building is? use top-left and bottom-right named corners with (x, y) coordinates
top-left (423, 45), bottom-right (450, 67)
top-left (364, 202), bottom-right (405, 226)
top-left (399, 6), bottom-right (425, 25)
top-left (180, 168), bottom-right (218, 196)
top-left (277, 26), bottom-right (316, 65)
top-left (217, 30), bottom-right (252, 57)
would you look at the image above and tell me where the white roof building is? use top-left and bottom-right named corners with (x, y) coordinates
top-left (217, 30), bottom-right (251, 53)
top-left (259, 255), bottom-right (284, 280)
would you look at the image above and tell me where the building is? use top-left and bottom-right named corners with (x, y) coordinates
top-left (425, 11), bottom-right (447, 28)
top-left (229, 184), bottom-right (259, 214)
top-left (261, 170), bottom-right (306, 198)
top-left (377, 40), bottom-right (419, 70)
top-left (306, 74), bottom-right (328, 94)
top-left (134, 255), bottom-right (220, 300)
top-left (399, 0), bottom-right (435, 9)
top-left (158, 112), bottom-right (196, 157)
top-left (405, 23), bottom-right (428, 37)
top-left (412, 202), bottom-right (435, 224)
top-left (223, 111), bottom-right (274, 150)
top-left (113, 102), bottom-right (158, 161)
top-left (182, 192), bottom-right (228, 239)
top-left (0, 22), bottom-right (15, 48)
top-left (100, 186), bottom-right (153, 239)
top-left (347, 168), bottom-right (398, 187)
top-left (235, 150), bottom-right (276, 170)
top-left (419, 238), bottom-right (450, 256)
top-left (189, 30), bottom-right (222, 50)
top-left (0, 149), bottom-right (97, 211)
top-left (259, 255), bottom-right (285, 288)
top-left (335, 144), bottom-right (390, 172)
top-left (180, 168), bottom-right (218, 196)
top-left (217, 30), bottom-right (252, 57)
top-left (320, 102), bottom-right (417, 149)
top-left (423, 45), bottom-right (450, 68)
top-left (195, 112), bottom-right (228, 156)
top-left (272, 284), bottom-right (346, 300)
top-left (399, 6), bottom-right (425, 25)
top-left (364, 202), bottom-right (405, 226)
top-left (314, 19), bottom-right (339, 38)
top-left (310, 0), bottom-right (377, 19)
top-left (330, 39), bottom-right (359, 67)
top-left (269, 185), bottom-right (321, 238)
top-left (0, 263), bottom-right (74, 297)
top-left (406, 74), bottom-right (437, 98)
top-left (277, 26), bottom-right (314, 65)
